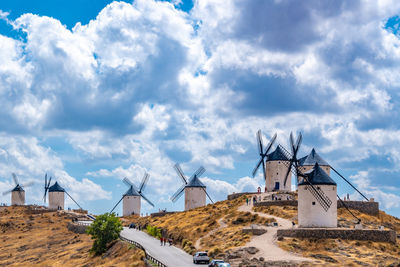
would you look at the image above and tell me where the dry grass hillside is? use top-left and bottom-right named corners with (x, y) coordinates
top-left (124, 196), bottom-right (275, 256)
top-left (0, 206), bottom-right (145, 267)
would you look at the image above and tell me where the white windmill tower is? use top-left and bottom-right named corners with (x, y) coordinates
top-left (2, 173), bottom-right (33, 205)
top-left (298, 163), bottom-right (337, 227)
top-left (252, 130), bottom-right (291, 192)
top-left (299, 148), bottom-right (331, 175)
top-left (171, 163), bottom-right (214, 211)
top-left (110, 172), bottom-right (154, 216)
top-left (42, 174), bottom-right (83, 210)
top-left (282, 132), bottom-right (337, 228)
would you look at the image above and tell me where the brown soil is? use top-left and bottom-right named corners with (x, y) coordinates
top-left (0, 206), bottom-right (145, 267)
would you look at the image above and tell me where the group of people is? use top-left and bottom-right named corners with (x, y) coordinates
top-left (245, 196), bottom-right (259, 205)
top-left (160, 236), bottom-right (173, 246)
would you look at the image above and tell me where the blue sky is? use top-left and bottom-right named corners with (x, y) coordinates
top-left (0, 0), bottom-right (400, 218)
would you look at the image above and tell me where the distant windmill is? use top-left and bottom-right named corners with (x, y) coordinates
top-left (110, 172), bottom-right (154, 216)
top-left (42, 174), bottom-right (83, 210)
top-left (252, 130), bottom-right (291, 191)
top-left (2, 173), bottom-right (34, 205)
top-left (171, 163), bottom-right (213, 211)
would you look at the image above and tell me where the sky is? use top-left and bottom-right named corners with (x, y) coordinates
top-left (0, 0), bottom-right (400, 218)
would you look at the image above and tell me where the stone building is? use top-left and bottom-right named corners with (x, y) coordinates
top-left (184, 175), bottom-right (206, 211)
top-left (265, 145), bottom-right (291, 191)
top-left (11, 185), bottom-right (25, 205)
top-left (48, 181), bottom-right (65, 210)
top-left (123, 186), bottom-right (141, 216)
top-left (298, 163), bottom-right (337, 228)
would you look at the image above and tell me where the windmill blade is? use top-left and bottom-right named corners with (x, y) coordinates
top-left (140, 192), bottom-right (155, 207)
top-left (110, 196), bottom-right (124, 213)
top-left (170, 184), bottom-right (186, 202)
top-left (123, 177), bottom-right (134, 187)
top-left (21, 181), bottom-right (34, 188)
top-left (65, 191), bottom-right (83, 210)
top-left (289, 132), bottom-right (295, 154)
top-left (302, 176), bottom-right (332, 212)
top-left (330, 166), bottom-right (369, 201)
top-left (47, 176), bottom-right (52, 188)
top-left (2, 189), bottom-right (13, 195)
top-left (202, 187), bottom-right (214, 204)
top-left (12, 173), bottom-right (19, 185)
top-left (261, 159), bottom-right (267, 180)
top-left (139, 173), bottom-right (149, 193)
top-left (283, 159), bottom-right (294, 187)
top-left (264, 132), bottom-right (277, 155)
top-left (45, 174), bottom-right (47, 188)
top-left (174, 163), bottom-right (188, 184)
top-left (295, 132), bottom-right (303, 153)
top-left (257, 129), bottom-right (264, 155)
top-left (252, 158), bottom-right (264, 177)
top-left (43, 189), bottom-right (48, 203)
top-left (192, 166), bottom-right (205, 179)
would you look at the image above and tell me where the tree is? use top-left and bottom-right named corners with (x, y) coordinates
top-left (86, 212), bottom-right (123, 255)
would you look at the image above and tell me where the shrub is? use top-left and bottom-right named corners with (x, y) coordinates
top-left (146, 225), bottom-right (161, 238)
top-left (86, 212), bottom-right (123, 255)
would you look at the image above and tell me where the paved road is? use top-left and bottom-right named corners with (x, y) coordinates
top-left (121, 227), bottom-right (203, 267)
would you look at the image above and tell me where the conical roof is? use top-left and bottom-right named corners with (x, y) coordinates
top-left (49, 181), bottom-right (65, 192)
top-left (298, 163), bottom-right (336, 186)
top-left (186, 175), bottom-right (206, 188)
top-left (123, 185), bottom-right (140, 196)
top-left (299, 148), bottom-right (329, 166)
top-left (266, 145), bottom-right (289, 161)
top-left (12, 184), bottom-right (24, 192)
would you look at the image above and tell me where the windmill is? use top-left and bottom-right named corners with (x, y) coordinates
top-left (42, 174), bottom-right (83, 210)
top-left (252, 130), bottom-right (291, 191)
top-left (170, 163), bottom-right (213, 211)
top-left (277, 132), bottom-right (337, 227)
top-left (2, 173), bottom-right (34, 205)
top-left (110, 172), bottom-right (154, 216)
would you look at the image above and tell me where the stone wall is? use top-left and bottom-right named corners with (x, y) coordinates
top-left (254, 200), bottom-right (379, 216)
top-left (150, 211), bottom-right (177, 217)
top-left (337, 200), bottom-right (379, 216)
top-left (67, 222), bottom-right (88, 234)
top-left (227, 192), bottom-right (258, 200)
top-left (277, 228), bottom-right (396, 244)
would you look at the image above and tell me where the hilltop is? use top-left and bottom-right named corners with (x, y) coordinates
top-left (0, 206), bottom-right (145, 267)
top-left (126, 195), bottom-right (400, 266)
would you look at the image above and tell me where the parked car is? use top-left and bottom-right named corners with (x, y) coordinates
top-left (208, 259), bottom-right (224, 267)
top-left (216, 263), bottom-right (230, 267)
top-left (193, 251), bottom-right (210, 264)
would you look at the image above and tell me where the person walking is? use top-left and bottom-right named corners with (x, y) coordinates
top-left (246, 197), bottom-right (249, 206)
top-left (160, 237), bottom-right (163, 246)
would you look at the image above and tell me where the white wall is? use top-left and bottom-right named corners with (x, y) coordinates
top-left (49, 192), bottom-right (65, 210)
top-left (123, 196), bottom-right (141, 216)
top-left (185, 187), bottom-right (206, 210)
top-left (298, 184), bottom-right (337, 228)
top-left (265, 161), bottom-right (291, 192)
top-left (11, 191), bottom-right (25, 205)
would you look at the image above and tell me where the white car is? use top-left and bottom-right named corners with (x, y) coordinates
top-left (193, 251), bottom-right (210, 264)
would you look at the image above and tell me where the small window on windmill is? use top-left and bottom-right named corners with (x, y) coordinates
top-left (276, 172), bottom-right (279, 175)
top-left (317, 186), bottom-right (320, 190)
top-left (278, 161), bottom-right (280, 164)
top-left (312, 201), bottom-right (316, 205)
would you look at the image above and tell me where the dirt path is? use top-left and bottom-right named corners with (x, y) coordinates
top-left (195, 217), bottom-right (227, 249)
top-left (238, 201), bottom-right (312, 262)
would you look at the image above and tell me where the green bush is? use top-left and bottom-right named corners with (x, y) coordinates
top-left (86, 212), bottom-right (123, 255)
top-left (146, 225), bottom-right (161, 238)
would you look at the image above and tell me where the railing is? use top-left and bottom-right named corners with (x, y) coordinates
top-left (120, 236), bottom-right (167, 267)
top-left (76, 221), bottom-right (92, 226)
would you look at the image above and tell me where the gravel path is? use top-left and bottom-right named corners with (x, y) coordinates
top-left (195, 217), bottom-right (227, 249)
top-left (238, 200), bottom-right (312, 262)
